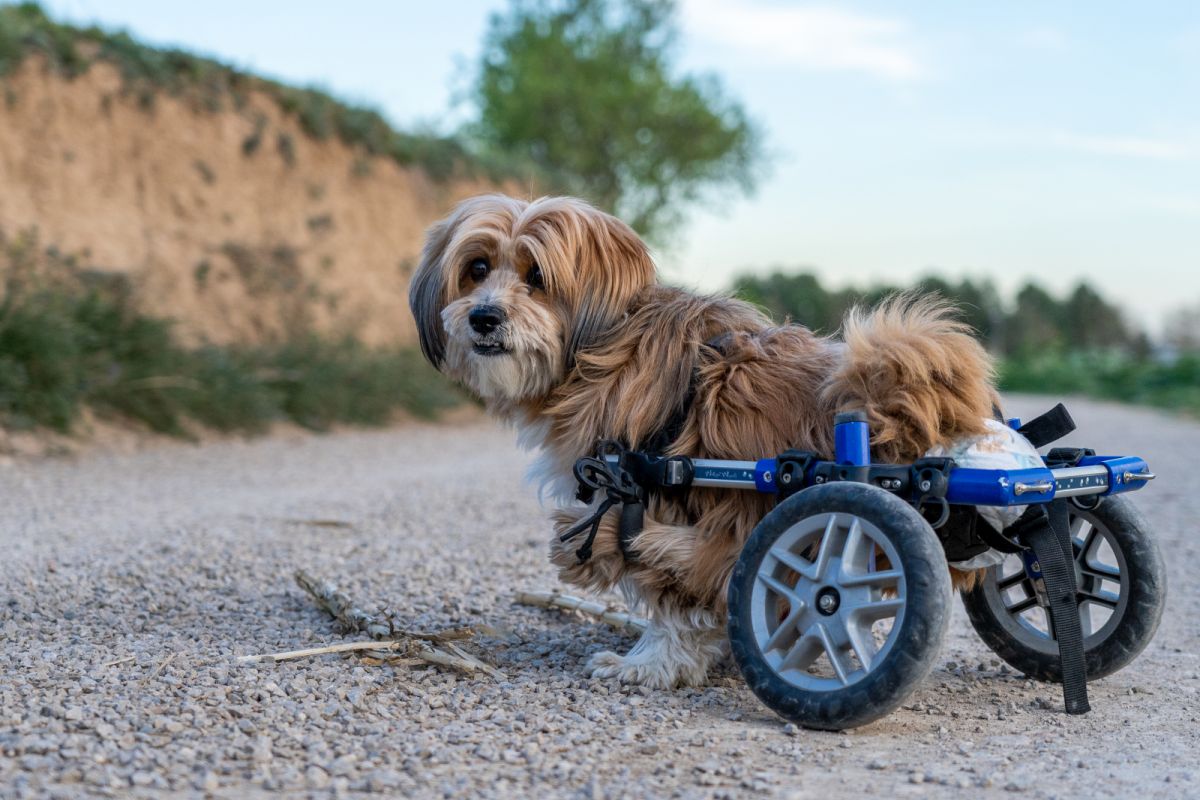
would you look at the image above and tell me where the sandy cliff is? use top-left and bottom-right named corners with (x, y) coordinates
top-left (0, 56), bottom-right (503, 346)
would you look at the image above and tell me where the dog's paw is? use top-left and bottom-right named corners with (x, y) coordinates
top-left (585, 650), bottom-right (627, 680)
top-left (586, 649), bottom-right (677, 688)
top-left (585, 648), bottom-right (708, 689)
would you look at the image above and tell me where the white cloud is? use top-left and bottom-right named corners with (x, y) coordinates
top-left (1049, 132), bottom-right (1193, 160)
top-left (680, 0), bottom-right (925, 81)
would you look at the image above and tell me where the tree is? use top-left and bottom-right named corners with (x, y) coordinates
top-left (470, 0), bottom-right (762, 239)
top-left (733, 272), bottom-right (848, 333)
top-left (1005, 283), bottom-right (1065, 356)
top-left (1164, 304), bottom-right (1200, 353)
top-left (915, 276), bottom-right (1005, 351)
top-left (1059, 283), bottom-right (1136, 351)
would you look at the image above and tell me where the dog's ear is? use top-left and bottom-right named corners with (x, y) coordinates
top-left (567, 207), bottom-right (656, 363)
top-left (409, 214), bottom-right (457, 367)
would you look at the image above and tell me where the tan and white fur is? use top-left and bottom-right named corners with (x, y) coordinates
top-left (410, 194), bottom-right (1000, 689)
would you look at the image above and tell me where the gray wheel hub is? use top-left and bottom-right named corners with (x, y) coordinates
top-left (749, 512), bottom-right (907, 691)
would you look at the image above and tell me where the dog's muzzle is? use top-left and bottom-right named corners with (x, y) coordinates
top-left (468, 304), bottom-right (505, 335)
top-left (468, 304), bottom-right (509, 356)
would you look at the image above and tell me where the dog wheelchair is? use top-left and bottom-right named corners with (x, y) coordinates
top-left (572, 404), bottom-right (1165, 730)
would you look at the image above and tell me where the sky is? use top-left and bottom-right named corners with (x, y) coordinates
top-left (28, 0), bottom-right (1200, 331)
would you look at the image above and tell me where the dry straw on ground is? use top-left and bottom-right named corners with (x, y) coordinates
top-left (237, 573), bottom-right (649, 676)
top-left (513, 590), bottom-right (649, 634)
top-left (237, 570), bottom-right (504, 678)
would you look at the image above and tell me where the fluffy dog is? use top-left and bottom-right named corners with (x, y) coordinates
top-left (410, 194), bottom-right (998, 688)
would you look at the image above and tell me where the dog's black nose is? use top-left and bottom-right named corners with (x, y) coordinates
top-left (468, 305), bottom-right (505, 335)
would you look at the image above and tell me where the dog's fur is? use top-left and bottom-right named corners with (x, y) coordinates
top-left (411, 194), bottom-right (1000, 689)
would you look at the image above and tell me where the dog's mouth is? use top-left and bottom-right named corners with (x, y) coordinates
top-left (472, 342), bottom-right (509, 357)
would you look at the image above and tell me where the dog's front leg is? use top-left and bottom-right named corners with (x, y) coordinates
top-left (550, 511), bottom-right (728, 688)
top-left (548, 505), bottom-right (628, 596)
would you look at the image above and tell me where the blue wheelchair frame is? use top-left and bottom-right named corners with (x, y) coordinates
top-left (589, 408), bottom-right (1157, 720)
top-left (612, 414), bottom-right (1154, 507)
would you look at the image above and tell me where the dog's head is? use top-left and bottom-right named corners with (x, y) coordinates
top-left (409, 195), bottom-right (655, 402)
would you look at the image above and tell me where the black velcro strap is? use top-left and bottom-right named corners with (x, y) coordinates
top-left (1017, 403), bottom-right (1076, 448)
top-left (1015, 503), bottom-right (1090, 715)
top-left (559, 496), bottom-right (616, 564)
top-left (978, 519), bottom-right (1024, 553)
top-left (562, 443), bottom-right (647, 563)
top-left (624, 451), bottom-right (694, 490)
top-left (617, 501), bottom-right (644, 561)
top-left (1044, 447), bottom-right (1096, 469)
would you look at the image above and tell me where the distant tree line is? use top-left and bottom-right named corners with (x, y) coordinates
top-left (731, 271), bottom-right (1152, 358)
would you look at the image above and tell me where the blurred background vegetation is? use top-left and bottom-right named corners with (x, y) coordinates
top-left (0, 231), bottom-right (460, 435)
top-left (1, 0), bottom-right (1197, 438)
top-left (736, 271), bottom-right (1200, 417)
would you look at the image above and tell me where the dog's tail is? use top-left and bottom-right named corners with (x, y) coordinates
top-left (822, 293), bottom-right (1000, 462)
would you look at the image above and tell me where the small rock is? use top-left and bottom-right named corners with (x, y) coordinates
top-left (330, 754), bottom-right (356, 776)
top-left (200, 771), bottom-right (219, 792)
top-left (305, 765), bottom-right (330, 789)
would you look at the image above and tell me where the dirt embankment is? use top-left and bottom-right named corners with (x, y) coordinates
top-left (0, 57), bottom-right (501, 346)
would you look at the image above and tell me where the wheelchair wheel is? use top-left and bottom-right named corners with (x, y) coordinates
top-left (962, 496), bottom-right (1166, 682)
top-left (728, 482), bottom-right (952, 731)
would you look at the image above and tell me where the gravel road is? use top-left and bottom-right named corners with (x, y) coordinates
top-left (1, 396), bottom-right (1197, 799)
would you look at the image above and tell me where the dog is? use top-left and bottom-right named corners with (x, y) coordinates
top-left (409, 194), bottom-right (999, 689)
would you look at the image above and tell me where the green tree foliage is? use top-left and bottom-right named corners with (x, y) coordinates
top-left (1006, 283), bottom-right (1066, 355)
top-left (732, 270), bottom-right (1140, 358)
top-left (1164, 304), bottom-right (1200, 353)
top-left (471, 0), bottom-right (762, 238)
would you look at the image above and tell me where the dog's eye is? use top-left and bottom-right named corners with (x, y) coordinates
top-left (467, 259), bottom-right (489, 282)
top-left (526, 263), bottom-right (545, 290)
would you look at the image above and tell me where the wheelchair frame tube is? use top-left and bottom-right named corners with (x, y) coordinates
top-left (606, 455), bottom-right (1151, 505)
top-left (834, 411), bottom-right (871, 467)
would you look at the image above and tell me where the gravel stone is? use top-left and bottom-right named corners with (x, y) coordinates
top-left (0, 398), bottom-right (1197, 798)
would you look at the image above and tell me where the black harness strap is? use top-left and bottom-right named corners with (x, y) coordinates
top-left (1018, 403), bottom-right (1077, 448)
top-left (617, 502), bottom-right (645, 561)
top-left (560, 442), bottom-right (647, 563)
top-left (1009, 502), bottom-right (1091, 714)
top-left (986, 404), bottom-right (1090, 713)
top-left (565, 334), bottom-right (729, 563)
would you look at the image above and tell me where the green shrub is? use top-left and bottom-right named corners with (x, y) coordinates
top-left (260, 338), bottom-right (458, 430)
top-left (0, 286), bottom-right (89, 430)
top-left (1000, 351), bottom-right (1200, 416)
top-left (0, 240), bottom-right (462, 436)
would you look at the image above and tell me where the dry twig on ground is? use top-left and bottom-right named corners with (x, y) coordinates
top-left (235, 570), bottom-right (505, 678)
top-left (514, 590), bottom-right (648, 635)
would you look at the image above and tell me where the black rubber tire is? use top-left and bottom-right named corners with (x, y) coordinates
top-left (728, 482), bottom-right (952, 731)
top-left (962, 495), bottom-right (1166, 682)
